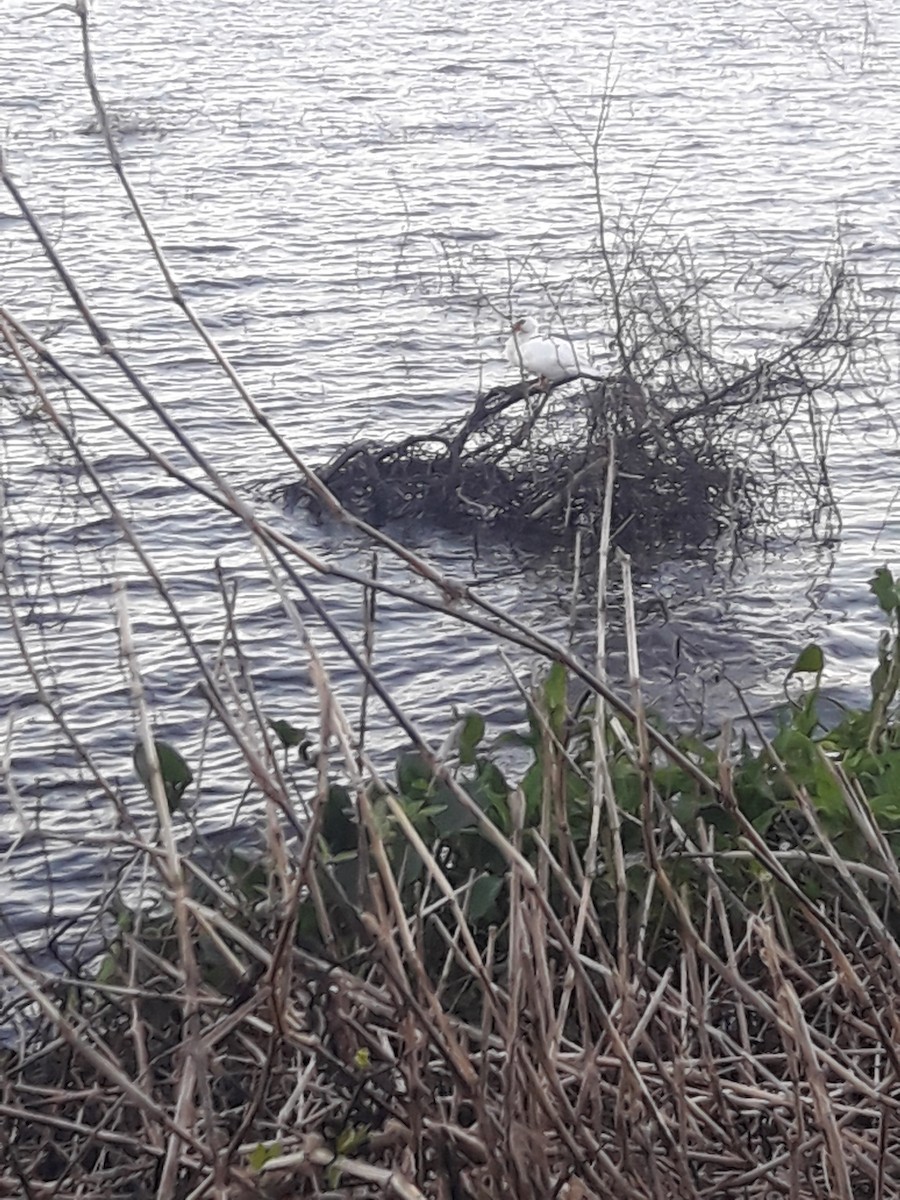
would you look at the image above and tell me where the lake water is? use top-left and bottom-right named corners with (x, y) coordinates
top-left (0, 0), bottom-right (898, 953)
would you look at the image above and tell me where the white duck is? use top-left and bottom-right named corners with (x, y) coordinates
top-left (504, 315), bottom-right (586, 385)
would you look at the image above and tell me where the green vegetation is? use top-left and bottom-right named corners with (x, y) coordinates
top-left (5, 570), bottom-right (898, 1198)
top-left (132, 737), bottom-right (194, 812)
top-left (272, 566), bottom-right (900, 979)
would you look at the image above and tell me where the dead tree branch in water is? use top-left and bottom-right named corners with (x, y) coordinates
top-left (295, 255), bottom-right (869, 556)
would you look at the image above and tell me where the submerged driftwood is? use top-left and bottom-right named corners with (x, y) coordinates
top-left (286, 374), bottom-right (751, 554)
top-left (285, 359), bottom-right (798, 554)
top-left (285, 263), bottom-right (867, 553)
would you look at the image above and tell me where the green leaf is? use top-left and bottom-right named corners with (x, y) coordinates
top-left (515, 761), bottom-right (542, 823)
top-left (653, 764), bottom-right (689, 799)
top-left (870, 566), bottom-right (899, 616)
top-left (327, 1124), bottom-right (370, 1186)
top-left (132, 738), bottom-right (193, 812)
top-left (459, 711), bottom-right (486, 766)
top-left (267, 717), bottom-right (307, 749)
top-left (870, 637), bottom-right (890, 704)
top-left (670, 791), bottom-right (701, 825)
top-left (772, 725), bottom-right (817, 777)
top-left (791, 694), bottom-right (821, 738)
top-left (430, 787), bottom-right (477, 835)
top-left (468, 874), bottom-right (502, 922)
top-left (807, 756), bottom-right (847, 822)
top-left (544, 661), bottom-right (567, 717)
top-left (396, 750), bottom-right (434, 798)
top-left (335, 1124), bottom-right (369, 1156)
top-left (225, 852), bottom-right (269, 905)
top-left (321, 784), bottom-right (357, 853)
top-left (788, 643), bottom-right (824, 677)
top-left (247, 1142), bottom-right (282, 1172)
top-left (869, 794), bottom-right (900, 825)
top-left (469, 760), bottom-right (508, 811)
top-left (750, 805), bottom-right (778, 836)
top-left (95, 952), bottom-right (118, 985)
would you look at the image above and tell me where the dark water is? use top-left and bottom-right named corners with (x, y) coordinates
top-left (1, 0), bottom-right (898, 949)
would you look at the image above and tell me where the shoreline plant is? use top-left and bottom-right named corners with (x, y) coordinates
top-left (2, 568), bottom-right (899, 1197)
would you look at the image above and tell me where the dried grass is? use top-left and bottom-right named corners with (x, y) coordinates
top-left (1, 6), bottom-right (898, 1199)
top-left (2, 673), bottom-right (899, 1200)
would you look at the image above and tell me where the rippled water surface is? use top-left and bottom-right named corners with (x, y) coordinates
top-left (1, 0), bottom-right (898, 947)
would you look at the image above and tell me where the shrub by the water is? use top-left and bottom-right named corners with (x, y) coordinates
top-left (289, 257), bottom-right (867, 558)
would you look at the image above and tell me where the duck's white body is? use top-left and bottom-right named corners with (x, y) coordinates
top-left (505, 316), bottom-right (584, 383)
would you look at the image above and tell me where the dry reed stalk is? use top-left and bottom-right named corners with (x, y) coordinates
top-left (114, 584), bottom-right (219, 1196)
top-left (552, 440), bottom-right (622, 1062)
